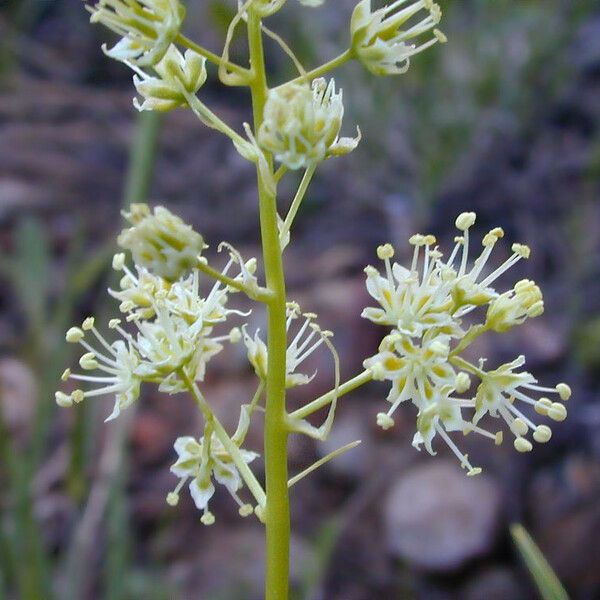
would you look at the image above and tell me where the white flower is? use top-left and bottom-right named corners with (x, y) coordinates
top-left (361, 241), bottom-right (460, 338)
top-left (242, 303), bottom-right (332, 388)
top-left (412, 385), bottom-right (483, 476)
top-left (439, 213), bottom-right (533, 317)
top-left (167, 417), bottom-right (258, 524)
top-left (109, 259), bottom-right (169, 321)
top-left (88, 0), bottom-right (185, 67)
top-left (363, 212), bottom-right (571, 474)
top-left (258, 78), bottom-right (359, 170)
top-left (364, 331), bottom-right (455, 424)
top-left (474, 356), bottom-right (570, 451)
top-left (132, 46), bottom-right (207, 112)
top-left (351, 0), bottom-right (446, 76)
top-left (117, 203), bottom-right (206, 281)
top-left (486, 279), bottom-right (544, 333)
top-left (133, 305), bottom-right (205, 380)
top-left (58, 317), bottom-right (141, 421)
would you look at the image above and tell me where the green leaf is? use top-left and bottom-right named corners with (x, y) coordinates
top-left (510, 523), bottom-right (569, 600)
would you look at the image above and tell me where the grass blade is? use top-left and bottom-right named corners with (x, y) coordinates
top-left (510, 523), bottom-right (569, 600)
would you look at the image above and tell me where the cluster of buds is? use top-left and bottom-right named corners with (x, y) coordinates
top-left (56, 204), bottom-right (252, 417)
top-left (87, 0), bottom-right (185, 67)
top-left (362, 213), bottom-right (571, 474)
top-left (131, 46), bottom-right (208, 112)
top-left (258, 78), bottom-right (360, 170)
top-left (351, 0), bottom-right (447, 76)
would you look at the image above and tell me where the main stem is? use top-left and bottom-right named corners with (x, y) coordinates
top-left (248, 11), bottom-right (291, 600)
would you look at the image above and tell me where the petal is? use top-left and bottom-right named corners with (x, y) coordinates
top-left (189, 477), bottom-right (215, 510)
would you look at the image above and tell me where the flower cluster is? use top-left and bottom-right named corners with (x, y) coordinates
top-left (258, 78), bottom-right (360, 170)
top-left (87, 0), bottom-right (185, 67)
top-left (167, 411), bottom-right (258, 525)
top-left (351, 0), bottom-right (446, 76)
top-left (56, 204), bottom-right (252, 420)
top-left (362, 213), bottom-right (571, 474)
top-left (131, 45), bottom-right (208, 112)
top-left (117, 203), bottom-right (207, 281)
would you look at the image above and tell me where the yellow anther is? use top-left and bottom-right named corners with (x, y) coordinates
top-left (512, 243), bottom-right (531, 259)
top-left (409, 234), bottom-right (426, 246)
top-left (511, 418), bottom-right (528, 437)
top-left (55, 391), bottom-right (73, 408)
top-left (166, 492), bottom-right (179, 506)
top-left (112, 253), bottom-right (126, 270)
top-left (377, 244), bottom-right (395, 260)
top-left (434, 29), bottom-right (447, 43)
top-left (66, 327), bottom-right (84, 343)
top-left (455, 212), bottom-right (476, 231)
top-left (547, 402), bottom-right (567, 422)
top-left (376, 412), bottom-right (395, 430)
top-left (556, 383), bottom-right (571, 401)
top-left (533, 425), bottom-right (552, 444)
top-left (514, 437), bottom-right (533, 453)
top-left (82, 317), bottom-right (95, 330)
top-left (239, 504), bottom-right (254, 517)
top-left (455, 372), bottom-right (471, 394)
top-left (534, 397), bottom-right (552, 415)
top-left (61, 368), bottom-right (71, 381)
top-left (80, 353), bottom-right (99, 371)
top-left (200, 511), bottom-right (215, 526)
top-left (72, 389), bottom-right (85, 404)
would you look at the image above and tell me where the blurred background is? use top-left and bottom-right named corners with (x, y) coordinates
top-left (1, 0), bottom-right (600, 598)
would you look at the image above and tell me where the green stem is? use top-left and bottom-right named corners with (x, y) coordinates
top-left (281, 49), bottom-right (353, 87)
top-left (196, 257), bottom-right (272, 302)
top-left (290, 370), bottom-right (373, 420)
top-left (123, 111), bottom-right (162, 207)
top-left (248, 10), bottom-right (291, 600)
top-left (176, 33), bottom-right (250, 78)
top-left (184, 91), bottom-right (249, 150)
top-left (449, 355), bottom-right (485, 378)
top-left (181, 371), bottom-right (267, 507)
top-left (279, 165), bottom-right (316, 245)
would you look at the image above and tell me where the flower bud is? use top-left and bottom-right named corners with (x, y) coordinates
top-left (133, 47), bottom-right (207, 112)
top-left (88, 0), bottom-right (185, 67)
top-left (258, 78), bottom-right (359, 170)
top-left (118, 204), bottom-right (206, 281)
top-left (351, 0), bottom-right (446, 76)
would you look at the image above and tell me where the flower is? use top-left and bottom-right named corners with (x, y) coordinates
top-left (473, 356), bottom-right (570, 451)
top-left (486, 279), bottom-right (544, 333)
top-left (364, 331), bottom-right (456, 427)
top-left (258, 78), bottom-right (360, 170)
top-left (58, 317), bottom-right (142, 421)
top-left (117, 203), bottom-right (207, 281)
top-left (361, 241), bottom-right (460, 338)
top-left (87, 0), bottom-right (185, 67)
top-left (167, 420), bottom-right (259, 524)
top-left (351, 0), bottom-right (446, 76)
top-left (362, 212), bottom-right (571, 474)
top-left (412, 385), bottom-right (483, 476)
top-left (132, 46), bottom-right (207, 112)
top-left (242, 303), bottom-right (332, 388)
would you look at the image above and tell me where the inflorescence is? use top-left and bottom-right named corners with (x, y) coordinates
top-left (362, 212), bottom-right (570, 475)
